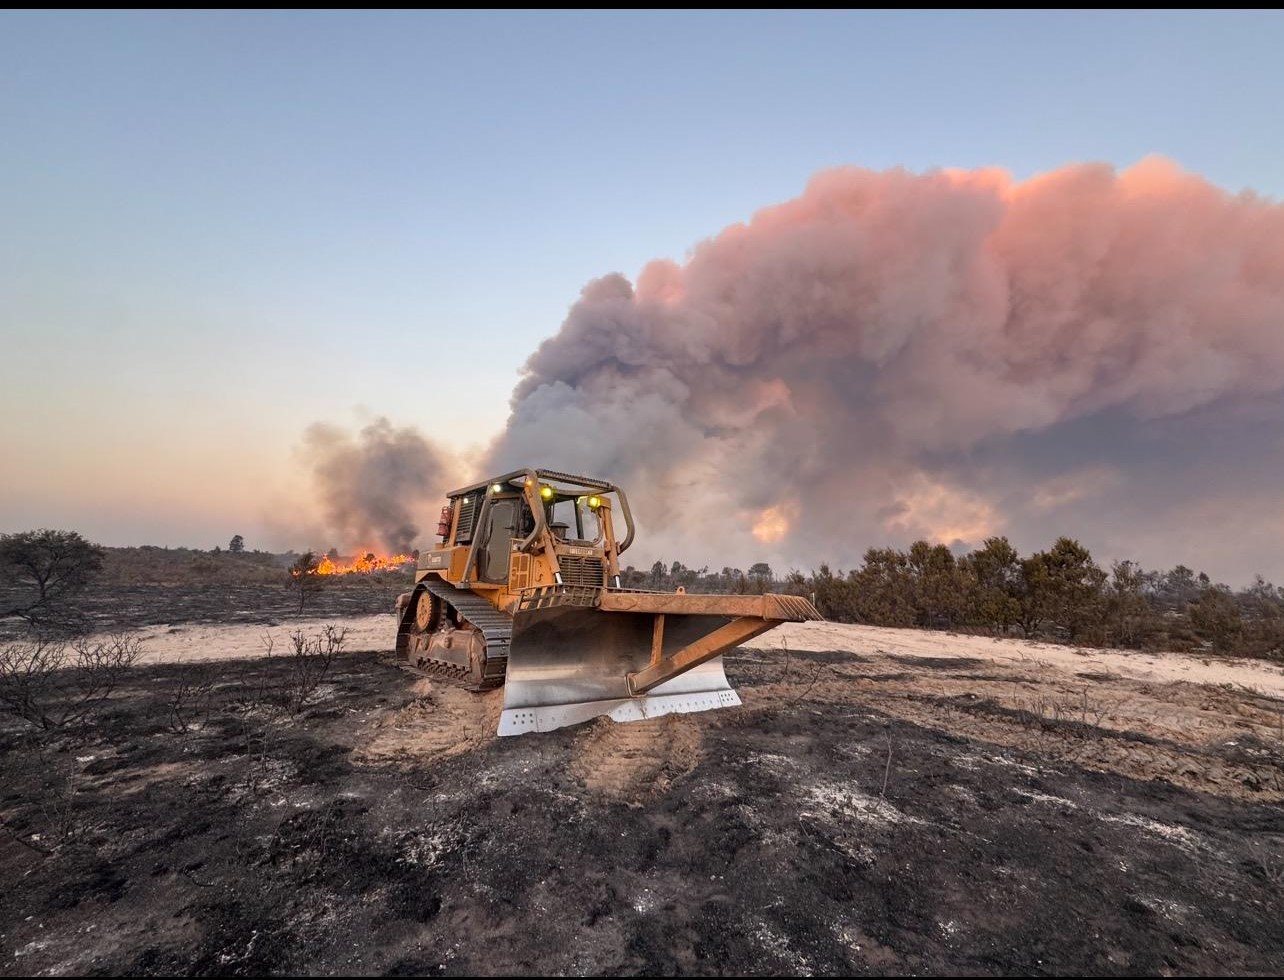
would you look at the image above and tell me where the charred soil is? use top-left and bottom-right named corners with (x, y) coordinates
top-left (0, 581), bottom-right (407, 641)
top-left (1, 620), bottom-right (1282, 975)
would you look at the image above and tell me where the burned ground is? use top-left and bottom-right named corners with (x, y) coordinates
top-left (1, 630), bottom-right (1283, 976)
top-left (0, 582), bottom-right (406, 640)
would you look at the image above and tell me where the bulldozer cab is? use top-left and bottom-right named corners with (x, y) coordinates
top-left (421, 468), bottom-right (634, 596)
top-left (475, 491), bottom-right (604, 584)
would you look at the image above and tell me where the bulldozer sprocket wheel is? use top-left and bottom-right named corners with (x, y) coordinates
top-left (414, 589), bottom-right (442, 633)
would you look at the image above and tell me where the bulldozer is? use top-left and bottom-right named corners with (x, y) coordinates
top-left (395, 468), bottom-right (821, 735)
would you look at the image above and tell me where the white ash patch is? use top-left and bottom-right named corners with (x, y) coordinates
top-left (1100, 812), bottom-right (1208, 852)
top-left (303, 683), bottom-right (339, 705)
top-left (226, 758), bottom-right (298, 801)
top-left (835, 839), bottom-right (878, 866)
top-left (631, 889), bottom-right (658, 913)
top-left (745, 751), bottom-right (797, 773)
top-left (546, 785), bottom-right (588, 816)
top-left (1014, 789), bottom-right (1079, 809)
top-left (834, 741), bottom-right (872, 760)
top-left (946, 784), bottom-right (978, 805)
top-left (383, 823), bottom-right (457, 868)
top-left (803, 782), bottom-right (922, 829)
top-left (987, 754), bottom-right (1047, 776)
top-left (474, 757), bottom-right (542, 790)
top-left (954, 751), bottom-right (1062, 778)
top-left (690, 780), bottom-right (738, 802)
top-left (1135, 894), bottom-right (1197, 920)
top-left (834, 922), bottom-right (861, 951)
top-left (753, 921), bottom-right (812, 976)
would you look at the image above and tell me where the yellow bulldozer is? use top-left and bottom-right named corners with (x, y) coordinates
top-left (396, 468), bottom-right (820, 735)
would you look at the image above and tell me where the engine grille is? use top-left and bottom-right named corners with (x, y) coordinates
top-left (558, 555), bottom-right (606, 588)
top-left (455, 497), bottom-right (477, 544)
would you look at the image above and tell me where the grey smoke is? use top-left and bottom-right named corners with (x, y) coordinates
top-left (486, 158), bottom-right (1284, 582)
top-left (301, 417), bottom-right (450, 554)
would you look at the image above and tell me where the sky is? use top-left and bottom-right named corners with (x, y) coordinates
top-left (2, 11), bottom-right (1283, 582)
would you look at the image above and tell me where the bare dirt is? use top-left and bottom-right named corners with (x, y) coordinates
top-left (2, 595), bottom-right (1283, 975)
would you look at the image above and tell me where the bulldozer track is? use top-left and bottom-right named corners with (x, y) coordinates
top-left (395, 656), bottom-right (476, 686)
top-left (407, 577), bottom-right (511, 689)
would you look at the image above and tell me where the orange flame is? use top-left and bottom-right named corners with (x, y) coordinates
top-left (312, 552), bottom-right (415, 576)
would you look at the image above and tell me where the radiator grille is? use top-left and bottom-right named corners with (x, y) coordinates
top-left (559, 555), bottom-right (606, 588)
top-left (455, 497), bottom-right (477, 544)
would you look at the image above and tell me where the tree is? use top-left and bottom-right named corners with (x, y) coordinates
top-left (648, 560), bottom-right (667, 590)
top-left (1019, 538), bottom-right (1106, 640)
top-left (228, 535), bottom-right (245, 553)
top-left (1189, 585), bottom-right (1243, 653)
top-left (287, 551), bottom-right (324, 614)
top-left (964, 537), bottom-right (1022, 635)
top-left (783, 569), bottom-right (808, 595)
top-left (906, 540), bottom-right (968, 629)
top-left (1102, 560), bottom-right (1157, 648)
top-left (747, 562), bottom-right (774, 594)
top-left (1238, 576), bottom-right (1284, 658)
top-left (0, 529), bottom-right (105, 632)
top-left (1154, 564), bottom-right (1202, 613)
top-left (808, 563), bottom-right (858, 622)
top-left (669, 561), bottom-right (702, 592)
top-left (850, 547), bottom-right (915, 627)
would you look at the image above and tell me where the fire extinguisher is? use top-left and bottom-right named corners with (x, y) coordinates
top-left (436, 505), bottom-right (452, 541)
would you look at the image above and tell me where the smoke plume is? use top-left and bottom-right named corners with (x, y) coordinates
top-left (488, 157), bottom-right (1284, 581)
top-left (301, 417), bottom-right (452, 554)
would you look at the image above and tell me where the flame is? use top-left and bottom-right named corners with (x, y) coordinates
top-left (311, 551), bottom-right (415, 576)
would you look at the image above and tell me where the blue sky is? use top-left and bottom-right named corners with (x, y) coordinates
top-left (2, 10), bottom-right (1282, 550)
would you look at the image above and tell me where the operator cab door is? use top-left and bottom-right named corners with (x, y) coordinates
top-left (480, 498), bottom-right (516, 583)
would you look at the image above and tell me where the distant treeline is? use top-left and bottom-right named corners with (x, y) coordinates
top-left (620, 537), bottom-right (1284, 662)
top-left (63, 539), bottom-right (1284, 662)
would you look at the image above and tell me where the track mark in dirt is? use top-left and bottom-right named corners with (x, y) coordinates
top-left (570, 714), bottom-right (702, 804)
top-left (353, 676), bottom-right (502, 766)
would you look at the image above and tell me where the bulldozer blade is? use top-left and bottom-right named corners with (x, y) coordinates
top-left (498, 606), bottom-right (741, 736)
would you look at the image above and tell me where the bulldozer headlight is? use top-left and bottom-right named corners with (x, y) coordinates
top-left (587, 495), bottom-right (602, 509)
top-left (539, 484), bottom-right (554, 500)
top-left (490, 483), bottom-right (502, 494)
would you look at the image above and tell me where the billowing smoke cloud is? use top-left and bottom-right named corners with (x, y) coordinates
top-left (301, 417), bottom-right (452, 554)
top-left (488, 157), bottom-right (1284, 582)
